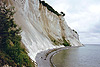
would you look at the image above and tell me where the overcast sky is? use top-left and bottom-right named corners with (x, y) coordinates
top-left (45, 0), bottom-right (100, 44)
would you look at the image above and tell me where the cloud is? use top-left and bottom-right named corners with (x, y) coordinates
top-left (45, 0), bottom-right (100, 44)
top-left (89, 5), bottom-right (100, 14)
top-left (91, 22), bottom-right (100, 33)
top-left (79, 33), bottom-right (100, 44)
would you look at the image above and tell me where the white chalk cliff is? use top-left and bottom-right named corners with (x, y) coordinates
top-left (3, 0), bottom-right (82, 61)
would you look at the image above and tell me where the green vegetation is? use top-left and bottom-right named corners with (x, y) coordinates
top-left (72, 29), bottom-right (78, 34)
top-left (60, 11), bottom-right (65, 16)
top-left (39, 0), bottom-right (60, 16)
top-left (48, 34), bottom-right (70, 46)
top-left (62, 37), bottom-right (71, 46)
top-left (48, 34), bottom-right (61, 45)
top-left (0, 3), bottom-right (34, 67)
top-left (52, 39), bottom-right (60, 45)
top-left (0, 51), bottom-right (16, 66)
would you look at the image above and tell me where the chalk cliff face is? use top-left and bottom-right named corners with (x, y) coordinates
top-left (3, 0), bottom-right (82, 61)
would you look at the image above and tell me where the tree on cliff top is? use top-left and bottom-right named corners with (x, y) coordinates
top-left (60, 11), bottom-right (65, 16)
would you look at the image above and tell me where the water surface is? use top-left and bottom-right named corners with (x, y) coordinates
top-left (52, 44), bottom-right (100, 67)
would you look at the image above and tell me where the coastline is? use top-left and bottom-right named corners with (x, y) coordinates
top-left (50, 47), bottom-right (74, 67)
top-left (50, 46), bottom-right (81, 67)
top-left (35, 47), bottom-right (71, 67)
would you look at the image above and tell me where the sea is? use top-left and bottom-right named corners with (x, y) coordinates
top-left (52, 44), bottom-right (100, 67)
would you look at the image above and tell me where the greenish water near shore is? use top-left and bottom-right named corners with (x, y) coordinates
top-left (52, 44), bottom-right (100, 67)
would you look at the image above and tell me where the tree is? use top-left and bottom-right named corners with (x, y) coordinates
top-left (0, 3), bottom-right (19, 49)
top-left (0, 3), bottom-right (34, 67)
top-left (60, 11), bottom-right (65, 16)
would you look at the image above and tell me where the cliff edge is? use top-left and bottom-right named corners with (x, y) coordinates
top-left (1, 0), bottom-right (82, 61)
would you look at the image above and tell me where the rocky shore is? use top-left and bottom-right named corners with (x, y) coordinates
top-left (35, 47), bottom-right (70, 67)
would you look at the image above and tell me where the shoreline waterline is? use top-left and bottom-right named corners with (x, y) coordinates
top-left (35, 46), bottom-right (64, 67)
top-left (52, 44), bottom-right (100, 67)
top-left (35, 46), bottom-right (81, 67)
top-left (50, 47), bottom-right (69, 67)
top-left (50, 46), bottom-right (80, 67)
top-left (35, 47), bottom-right (68, 67)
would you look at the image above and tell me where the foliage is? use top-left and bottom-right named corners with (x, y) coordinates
top-left (39, 0), bottom-right (60, 16)
top-left (72, 29), bottom-right (77, 34)
top-left (48, 34), bottom-right (71, 46)
top-left (60, 11), bottom-right (65, 16)
top-left (62, 37), bottom-right (71, 46)
top-left (0, 3), bottom-right (34, 67)
top-left (52, 39), bottom-right (60, 45)
top-left (48, 34), bottom-right (61, 45)
top-left (0, 51), bottom-right (17, 66)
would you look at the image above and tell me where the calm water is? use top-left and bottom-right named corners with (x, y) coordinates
top-left (52, 44), bottom-right (100, 67)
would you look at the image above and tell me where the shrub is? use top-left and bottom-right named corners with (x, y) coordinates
top-left (40, 1), bottom-right (60, 16)
top-left (62, 37), bottom-right (71, 46)
top-left (72, 29), bottom-right (77, 34)
top-left (60, 11), bottom-right (65, 16)
top-left (0, 3), bottom-right (35, 67)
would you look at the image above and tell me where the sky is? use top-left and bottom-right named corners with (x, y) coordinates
top-left (44, 0), bottom-right (100, 44)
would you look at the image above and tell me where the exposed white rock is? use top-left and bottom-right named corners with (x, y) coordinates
top-left (4, 0), bottom-right (82, 61)
top-left (3, 65), bottom-right (11, 67)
